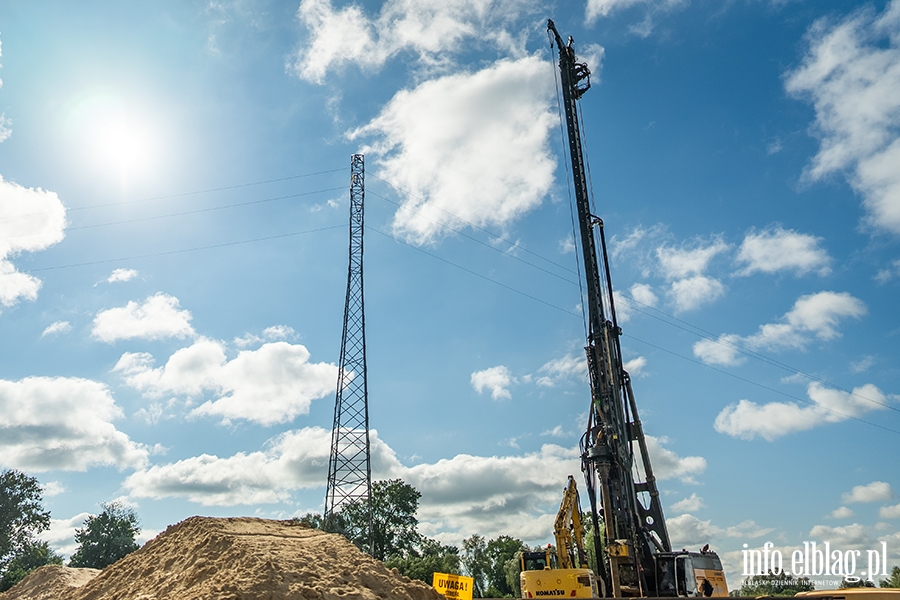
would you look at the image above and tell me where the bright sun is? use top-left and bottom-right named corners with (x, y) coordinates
top-left (92, 117), bottom-right (156, 176)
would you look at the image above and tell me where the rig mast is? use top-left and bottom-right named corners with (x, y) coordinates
top-left (324, 154), bottom-right (373, 552)
top-left (548, 20), bottom-right (670, 597)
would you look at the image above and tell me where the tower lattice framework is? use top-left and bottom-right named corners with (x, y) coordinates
top-left (324, 154), bottom-right (372, 551)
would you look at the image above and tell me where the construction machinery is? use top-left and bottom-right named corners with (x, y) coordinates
top-left (520, 476), bottom-right (600, 598)
top-left (545, 19), bottom-right (729, 598)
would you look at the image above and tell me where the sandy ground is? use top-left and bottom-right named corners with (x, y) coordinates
top-left (0, 517), bottom-right (444, 600)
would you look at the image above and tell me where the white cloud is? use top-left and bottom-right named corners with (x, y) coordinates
top-left (0, 114), bottom-right (10, 143)
top-left (843, 481), bottom-right (895, 504)
top-left (123, 426), bottom-right (707, 546)
top-left (350, 56), bottom-right (555, 245)
top-left (666, 513), bottom-right (718, 549)
top-left (851, 355), bottom-right (876, 373)
top-left (405, 444), bottom-right (579, 545)
top-left (41, 320), bottom-right (72, 337)
top-left (668, 275), bottom-right (726, 312)
top-left (92, 293), bottom-right (195, 343)
top-left (610, 224), bottom-right (663, 264)
top-left (736, 226), bottom-right (832, 276)
top-left (126, 427), bottom-right (339, 505)
top-left (671, 493), bottom-right (705, 513)
top-left (830, 506), bottom-right (855, 519)
top-left (875, 258), bottom-right (900, 282)
top-left (880, 503), bottom-right (900, 518)
top-left (613, 290), bottom-right (633, 322)
top-left (808, 523), bottom-right (873, 551)
top-left (693, 291), bottom-right (866, 366)
top-left (0, 175), bottom-right (67, 308)
top-left (666, 515), bottom-right (773, 554)
top-left (0, 376), bottom-right (148, 472)
top-left (129, 429), bottom-right (576, 544)
top-left (471, 365), bottom-right (515, 400)
top-left (585, 0), bottom-right (686, 34)
top-left (534, 354), bottom-right (585, 387)
top-left (107, 268), bottom-right (138, 283)
top-left (233, 324), bottom-right (297, 348)
top-left (657, 239), bottom-right (729, 279)
top-left (623, 356), bottom-right (647, 376)
top-left (714, 382), bottom-right (889, 440)
top-left (540, 425), bottom-right (566, 437)
top-left (115, 339), bottom-right (338, 426)
top-left (657, 239), bottom-right (729, 312)
top-left (693, 333), bottom-right (743, 367)
top-left (41, 481), bottom-right (65, 497)
top-left (630, 283), bottom-right (658, 307)
top-left (785, 0), bottom-right (900, 235)
top-left (40, 512), bottom-right (92, 558)
top-left (292, 0), bottom-right (539, 83)
top-left (642, 435), bottom-right (706, 483)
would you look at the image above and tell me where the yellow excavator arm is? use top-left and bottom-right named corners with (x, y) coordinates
top-left (553, 475), bottom-right (589, 570)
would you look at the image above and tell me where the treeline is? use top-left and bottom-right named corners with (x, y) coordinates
top-left (300, 479), bottom-right (550, 598)
top-left (0, 469), bottom-right (141, 591)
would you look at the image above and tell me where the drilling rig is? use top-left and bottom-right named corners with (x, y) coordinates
top-left (542, 20), bottom-right (728, 598)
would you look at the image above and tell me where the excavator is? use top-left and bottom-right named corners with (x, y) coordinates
top-left (520, 476), bottom-right (600, 598)
top-left (524, 20), bottom-right (730, 598)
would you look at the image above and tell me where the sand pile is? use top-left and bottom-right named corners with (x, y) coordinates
top-left (1, 517), bottom-right (443, 600)
top-left (0, 565), bottom-right (99, 600)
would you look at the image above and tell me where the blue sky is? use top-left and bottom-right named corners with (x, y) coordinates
top-left (1, 0), bottom-right (899, 589)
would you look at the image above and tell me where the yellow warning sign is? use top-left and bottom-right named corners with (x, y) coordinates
top-left (432, 572), bottom-right (474, 600)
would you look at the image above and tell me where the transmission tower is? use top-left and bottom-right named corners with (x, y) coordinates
top-left (324, 154), bottom-right (372, 551)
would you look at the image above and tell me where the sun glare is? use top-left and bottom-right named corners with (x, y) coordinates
top-left (92, 117), bottom-right (156, 177)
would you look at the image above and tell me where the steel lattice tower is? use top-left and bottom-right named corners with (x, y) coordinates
top-left (324, 154), bottom-right (372, 551)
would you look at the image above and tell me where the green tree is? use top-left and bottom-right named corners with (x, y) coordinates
top-left (880, 566), bottom-right (900, 588)
top-left (738, 570), bottom-right (815, 596)
top-left (582, 511), bottom-right (605, 575)
top-left (68, 502), bottom-right (140, 569)
top-left (385, 537), bottom-right (461, 585)
top-left (295, 512), bottom-right (324, 529)
top-left (484, 536), bottom-right (527, 597)
top-left (340, 479), bottom-right (422, 561)
top-left (0, 540), bottom-right (62, 591)
top-left (504, 553), bottom-right (523, 598)
top-left (462, 534), bottom-right (488, 598)
top-left (0, 469), bottom-right (53, 589)
top-left (841, 577), bottom-right (876, 589)
top-left (0, 470), bottom-right (51, 566)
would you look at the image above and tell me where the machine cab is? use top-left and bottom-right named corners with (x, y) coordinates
top-left (521, 549), bottom-right (558, 571)
top-left (656, 551), bottom-right (728, 597)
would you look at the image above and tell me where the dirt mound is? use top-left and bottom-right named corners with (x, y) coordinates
top-left (4, 517), bottom-right (444, 600)
top-left (0, 565), bottom-right (100, 600)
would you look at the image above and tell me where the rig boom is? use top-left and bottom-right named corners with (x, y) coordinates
top-left (548, 19), bottom-right (671, 598)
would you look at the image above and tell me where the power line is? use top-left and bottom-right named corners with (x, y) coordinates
top-left (370, 176), bottom-right (893, 418)
top-left (0, 167), bottom-right (348, 223)
top-left (617, 291), bottom-right (900, 415)
top-left (368, 225), bottom-right (582, 318)
top-left (369, 173), bottom-right (580, 277)
top-left (626, 334), bottom-right (900, 437)
top-left (369, 222), bottom-right (898, 436)
top-left (23, 225), bottom-right (344, 273)
top-left (67, 167), bottom-right (348, 212)
top-left (368, 190), bottom-right (579, 287)
top-left (4, 187), bottom-right (345, 240)
top-left (9, 162), bottom-right (890, 422)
